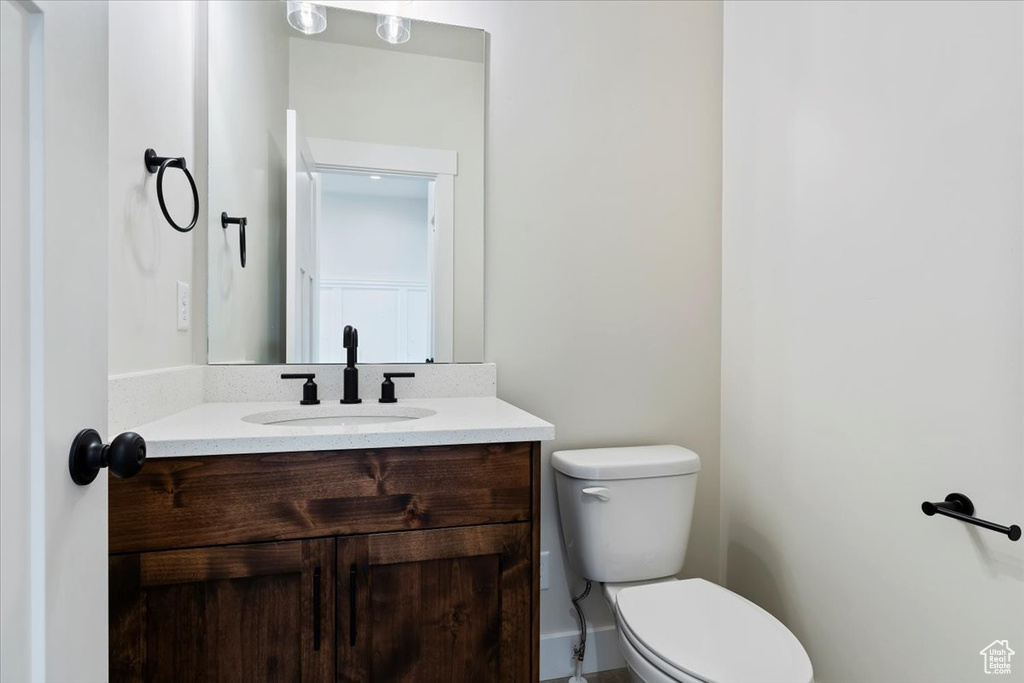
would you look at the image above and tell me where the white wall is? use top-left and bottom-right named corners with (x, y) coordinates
top-left (319, 192), bottom-right (428, 281)
top-left (324, 3), bottom-right (724, 673)
top-left (108, 0), bottom-right (196, 374)
top-left (207, 0), bottom-right (290, 364)
top-left (721, 2), bottom-right (1024, 681)
top-left (288, 37), bottom-right (485, 360)
top-left (481, 0), bottom-right (723, 649)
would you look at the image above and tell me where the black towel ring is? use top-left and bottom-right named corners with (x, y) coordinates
top-left (221, 212), bottom-right (247, 268)
top-left (144, 148), bottom-right (199, 233)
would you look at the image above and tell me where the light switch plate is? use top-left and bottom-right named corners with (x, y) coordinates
top-left (176, 281), bottom-right (190, 331)
top-left (539, 551), bottom-right (550, 590)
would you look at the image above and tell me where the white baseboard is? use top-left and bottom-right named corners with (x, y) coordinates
top-left (540, 625), bottom-right (626, 681)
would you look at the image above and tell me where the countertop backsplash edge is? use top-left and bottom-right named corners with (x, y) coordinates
top-left (108, 365), bottom-right (206, 436)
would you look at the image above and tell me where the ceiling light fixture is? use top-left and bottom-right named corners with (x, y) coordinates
top-left (369, 175), bottom-right (382, 180)
top-left (286, 1), bottom-right (327, 35)
top-left (376, 14), bottom-right (411, 45)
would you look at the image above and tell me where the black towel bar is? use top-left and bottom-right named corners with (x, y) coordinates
top-left (221, 212), bottom-right (247, 268)
top-left (922, 493), bottom-right (1021, 541)
top-left (144, 148), bottom-right (199, 233)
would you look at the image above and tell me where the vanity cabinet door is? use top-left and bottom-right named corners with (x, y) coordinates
top-left (337, 523), bottom-right (533, 683)
top-left (109, 538), bottom-right (334, 683)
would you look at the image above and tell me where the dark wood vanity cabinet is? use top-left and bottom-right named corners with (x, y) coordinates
top-left (108, 442), bottom-right (540, 683)
top-left (109, 539), bottom-right (335, 682)
top-left (336, 524), bottom-right (532, 682)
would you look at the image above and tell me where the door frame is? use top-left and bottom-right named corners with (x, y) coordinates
top-left (1, 1), bottom-right (45, 679)
top-left (306, 136), bottom-right (457, 363)
top-left (286, 109), bottom-right (321, 363)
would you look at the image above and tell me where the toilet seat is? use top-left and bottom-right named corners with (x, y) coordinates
top-left (615, 579), bottom-right (813, 683)
top-left (617, 616), bottom-right (703, 683)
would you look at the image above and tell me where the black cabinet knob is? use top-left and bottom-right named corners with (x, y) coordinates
top-left (68, 428), bottom-right (147, 485)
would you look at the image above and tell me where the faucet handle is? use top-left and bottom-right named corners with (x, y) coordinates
top-left (281, 373), bottom-right (320, 405)
top-left (379, 373), bottom-right (415, 403)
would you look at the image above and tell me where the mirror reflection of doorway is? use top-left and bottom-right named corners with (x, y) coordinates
top-left (316, 171), bottom-right (434, 363)
top-left (285, 110), bottom-right (457, 364)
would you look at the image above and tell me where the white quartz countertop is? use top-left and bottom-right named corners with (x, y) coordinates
top-left (130, 397), bottom-right (555, 457)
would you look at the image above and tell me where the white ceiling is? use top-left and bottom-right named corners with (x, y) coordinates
top-left (319, 171), bottom-right (430, 199)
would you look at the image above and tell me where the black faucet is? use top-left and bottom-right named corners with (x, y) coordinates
top-left (341, 325), bottom-right (361, 404)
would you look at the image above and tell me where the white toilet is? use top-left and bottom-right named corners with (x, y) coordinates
top-left (552, 445), bottom-right (813, 683)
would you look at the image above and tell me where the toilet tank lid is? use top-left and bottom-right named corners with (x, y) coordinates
top-left (551, 445), bottom-right (700, 480)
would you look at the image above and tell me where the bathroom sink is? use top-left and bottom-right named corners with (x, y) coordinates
top-left (262, 415), bottom-right (417, 426)
top-left (242, 405), bottom-right (436, 427)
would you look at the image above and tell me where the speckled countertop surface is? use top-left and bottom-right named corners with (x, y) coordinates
top-left (131, 397), bottom-right (555, 457)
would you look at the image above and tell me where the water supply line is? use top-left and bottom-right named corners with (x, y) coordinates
top-left (567, 580), bottom-right (592, 683)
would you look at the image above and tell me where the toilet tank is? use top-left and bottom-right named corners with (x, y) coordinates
top-left (552, 445), bottom-right (700, 583)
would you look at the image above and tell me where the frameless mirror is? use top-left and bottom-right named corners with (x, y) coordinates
top-left (206, 2), bottom-right (485, 364)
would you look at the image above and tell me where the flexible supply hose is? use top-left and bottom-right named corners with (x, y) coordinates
top-left (567, 580), bottom-right (592, 683)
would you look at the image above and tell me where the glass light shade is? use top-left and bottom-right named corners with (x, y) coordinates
top-left (376, 14), bottom-right (411, 45)
top-left (287, 2), bottom-right (327, 35)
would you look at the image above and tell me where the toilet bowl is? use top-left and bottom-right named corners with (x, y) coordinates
top-left (608, 579), bottom-right (812, 683)
top-left (552, 445), bottom-right (813, 683)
